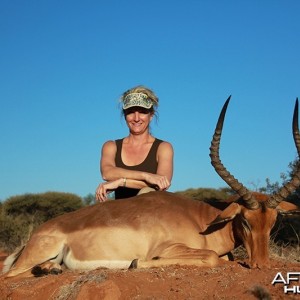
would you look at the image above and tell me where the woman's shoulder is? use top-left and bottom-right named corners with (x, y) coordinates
top-left (102, 140), bottom-right (117, 150)
top-left (155, 137), bottom-right (172, 145)
top-left (156, 139), bottom-right (174, 152)
top-left (103, 138), bottom-right (124, 145)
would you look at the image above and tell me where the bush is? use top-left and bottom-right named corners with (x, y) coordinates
top-left (1, 192), bottom-right (83, 253)
top-left (0, 215), bottom-right (30, 253)
top-left (175, 187), bottom-right (233, 201)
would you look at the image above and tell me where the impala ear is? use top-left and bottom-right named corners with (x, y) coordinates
top-left (208, 203), bottom-right (241, 226)
top-left (277, 201), bottom-right (300, 216)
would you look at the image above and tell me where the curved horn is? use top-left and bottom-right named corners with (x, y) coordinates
top-left (210, 96), bottom-right (260, 210)
top-left (293, 98), bottom-right (300, 155)
top-left (267, 98), bottom-right (300, 208)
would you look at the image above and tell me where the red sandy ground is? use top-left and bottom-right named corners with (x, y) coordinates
top-left (0, 252), bottom-right (299, 300)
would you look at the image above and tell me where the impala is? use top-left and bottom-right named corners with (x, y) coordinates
top-left (3, 97), bottom-right (300, 278)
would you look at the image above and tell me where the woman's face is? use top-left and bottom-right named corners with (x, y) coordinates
top-left (124, 107), bottom-right (153, 135)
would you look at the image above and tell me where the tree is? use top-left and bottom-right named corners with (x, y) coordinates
top-left (260, 159), bottom-right (300, 206)
top-left (175, 187), bottom-right (233, 201)
top-left (1, 192), bottom-right (83, 252)
top-left (82, 193), bottom-right (96, 206)
top-left (260, 159), bottom-right (300, 245)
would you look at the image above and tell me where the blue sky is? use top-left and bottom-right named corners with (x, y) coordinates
top-left (1, 0), bottom-right (299, 201)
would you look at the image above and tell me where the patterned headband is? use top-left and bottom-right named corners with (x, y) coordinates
top-left (123, 92), bottom-right (154, 110)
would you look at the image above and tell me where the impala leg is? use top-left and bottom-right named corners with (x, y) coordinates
top-left (4, 234), bottom-right (65, 278)
top-left (220, 252), bottom-right (234, 261)
top-left (131, 244), bottom-right (226, 269)
top-left (31, 261), bottom-right (63, 277)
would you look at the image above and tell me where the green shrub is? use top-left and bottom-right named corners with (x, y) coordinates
top-left (1, 192), bottom-right (83, 253)
top-left (175, 187), bottom-right (233, 201)
top-left (0, 215), bottom-right (30, 252)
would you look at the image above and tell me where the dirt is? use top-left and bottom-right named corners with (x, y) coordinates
top-left (0, 252), bottom-right (299, 300)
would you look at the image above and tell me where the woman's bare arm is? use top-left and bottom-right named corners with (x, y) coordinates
top-left (96, 140), bottom-right (174, 201)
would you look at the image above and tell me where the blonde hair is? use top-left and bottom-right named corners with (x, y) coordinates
top-left (122, 85), bottom-right (158, 103)
top-left (121, 85), bottom-right (159, 116)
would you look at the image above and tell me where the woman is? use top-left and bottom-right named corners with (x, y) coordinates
top-left (96, 85), bottom-right (174, 202)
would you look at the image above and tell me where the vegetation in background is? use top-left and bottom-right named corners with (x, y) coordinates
top-left (82, 193), bottom-right (96, 206)
top-left (175, 187), bottom-right (233, 201)
top-left (258, 159), bottom-right (300, 246)
top-left (0, 192), bottom-right (84, 252)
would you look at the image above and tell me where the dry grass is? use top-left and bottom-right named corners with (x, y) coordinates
top-left (248, 285), bottom-right (272, 300)
top-left (232, 240), bottom-right (300, 263)
top-left (269, 240), bottom-right (300, 263)
top-left (53, 271), bottom-right (107, 300)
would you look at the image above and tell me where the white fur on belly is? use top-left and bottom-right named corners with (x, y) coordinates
top-left (66, 259), bottom-right (132, 270)
top-left (63, 250), bottom-right (132, 270)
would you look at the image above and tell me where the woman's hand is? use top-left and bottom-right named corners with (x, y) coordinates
top-left (95, 178), bottom-right (123, 202)
top-left (143, 173), bottom-right (170, 191)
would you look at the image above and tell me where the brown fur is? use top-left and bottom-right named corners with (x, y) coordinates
top-left (2, 191), bottom-right (299, 278)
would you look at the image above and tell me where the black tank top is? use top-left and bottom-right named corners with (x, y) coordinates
top-left (114, 138), bottom-right (163, 199)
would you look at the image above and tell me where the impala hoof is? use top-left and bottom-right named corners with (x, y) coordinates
top-left (31, 266), bottom-right (48, 277)
top-left (50, 268), bottom-right (63, 275)
top-left (129, 259), bottom-right (138, 269)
